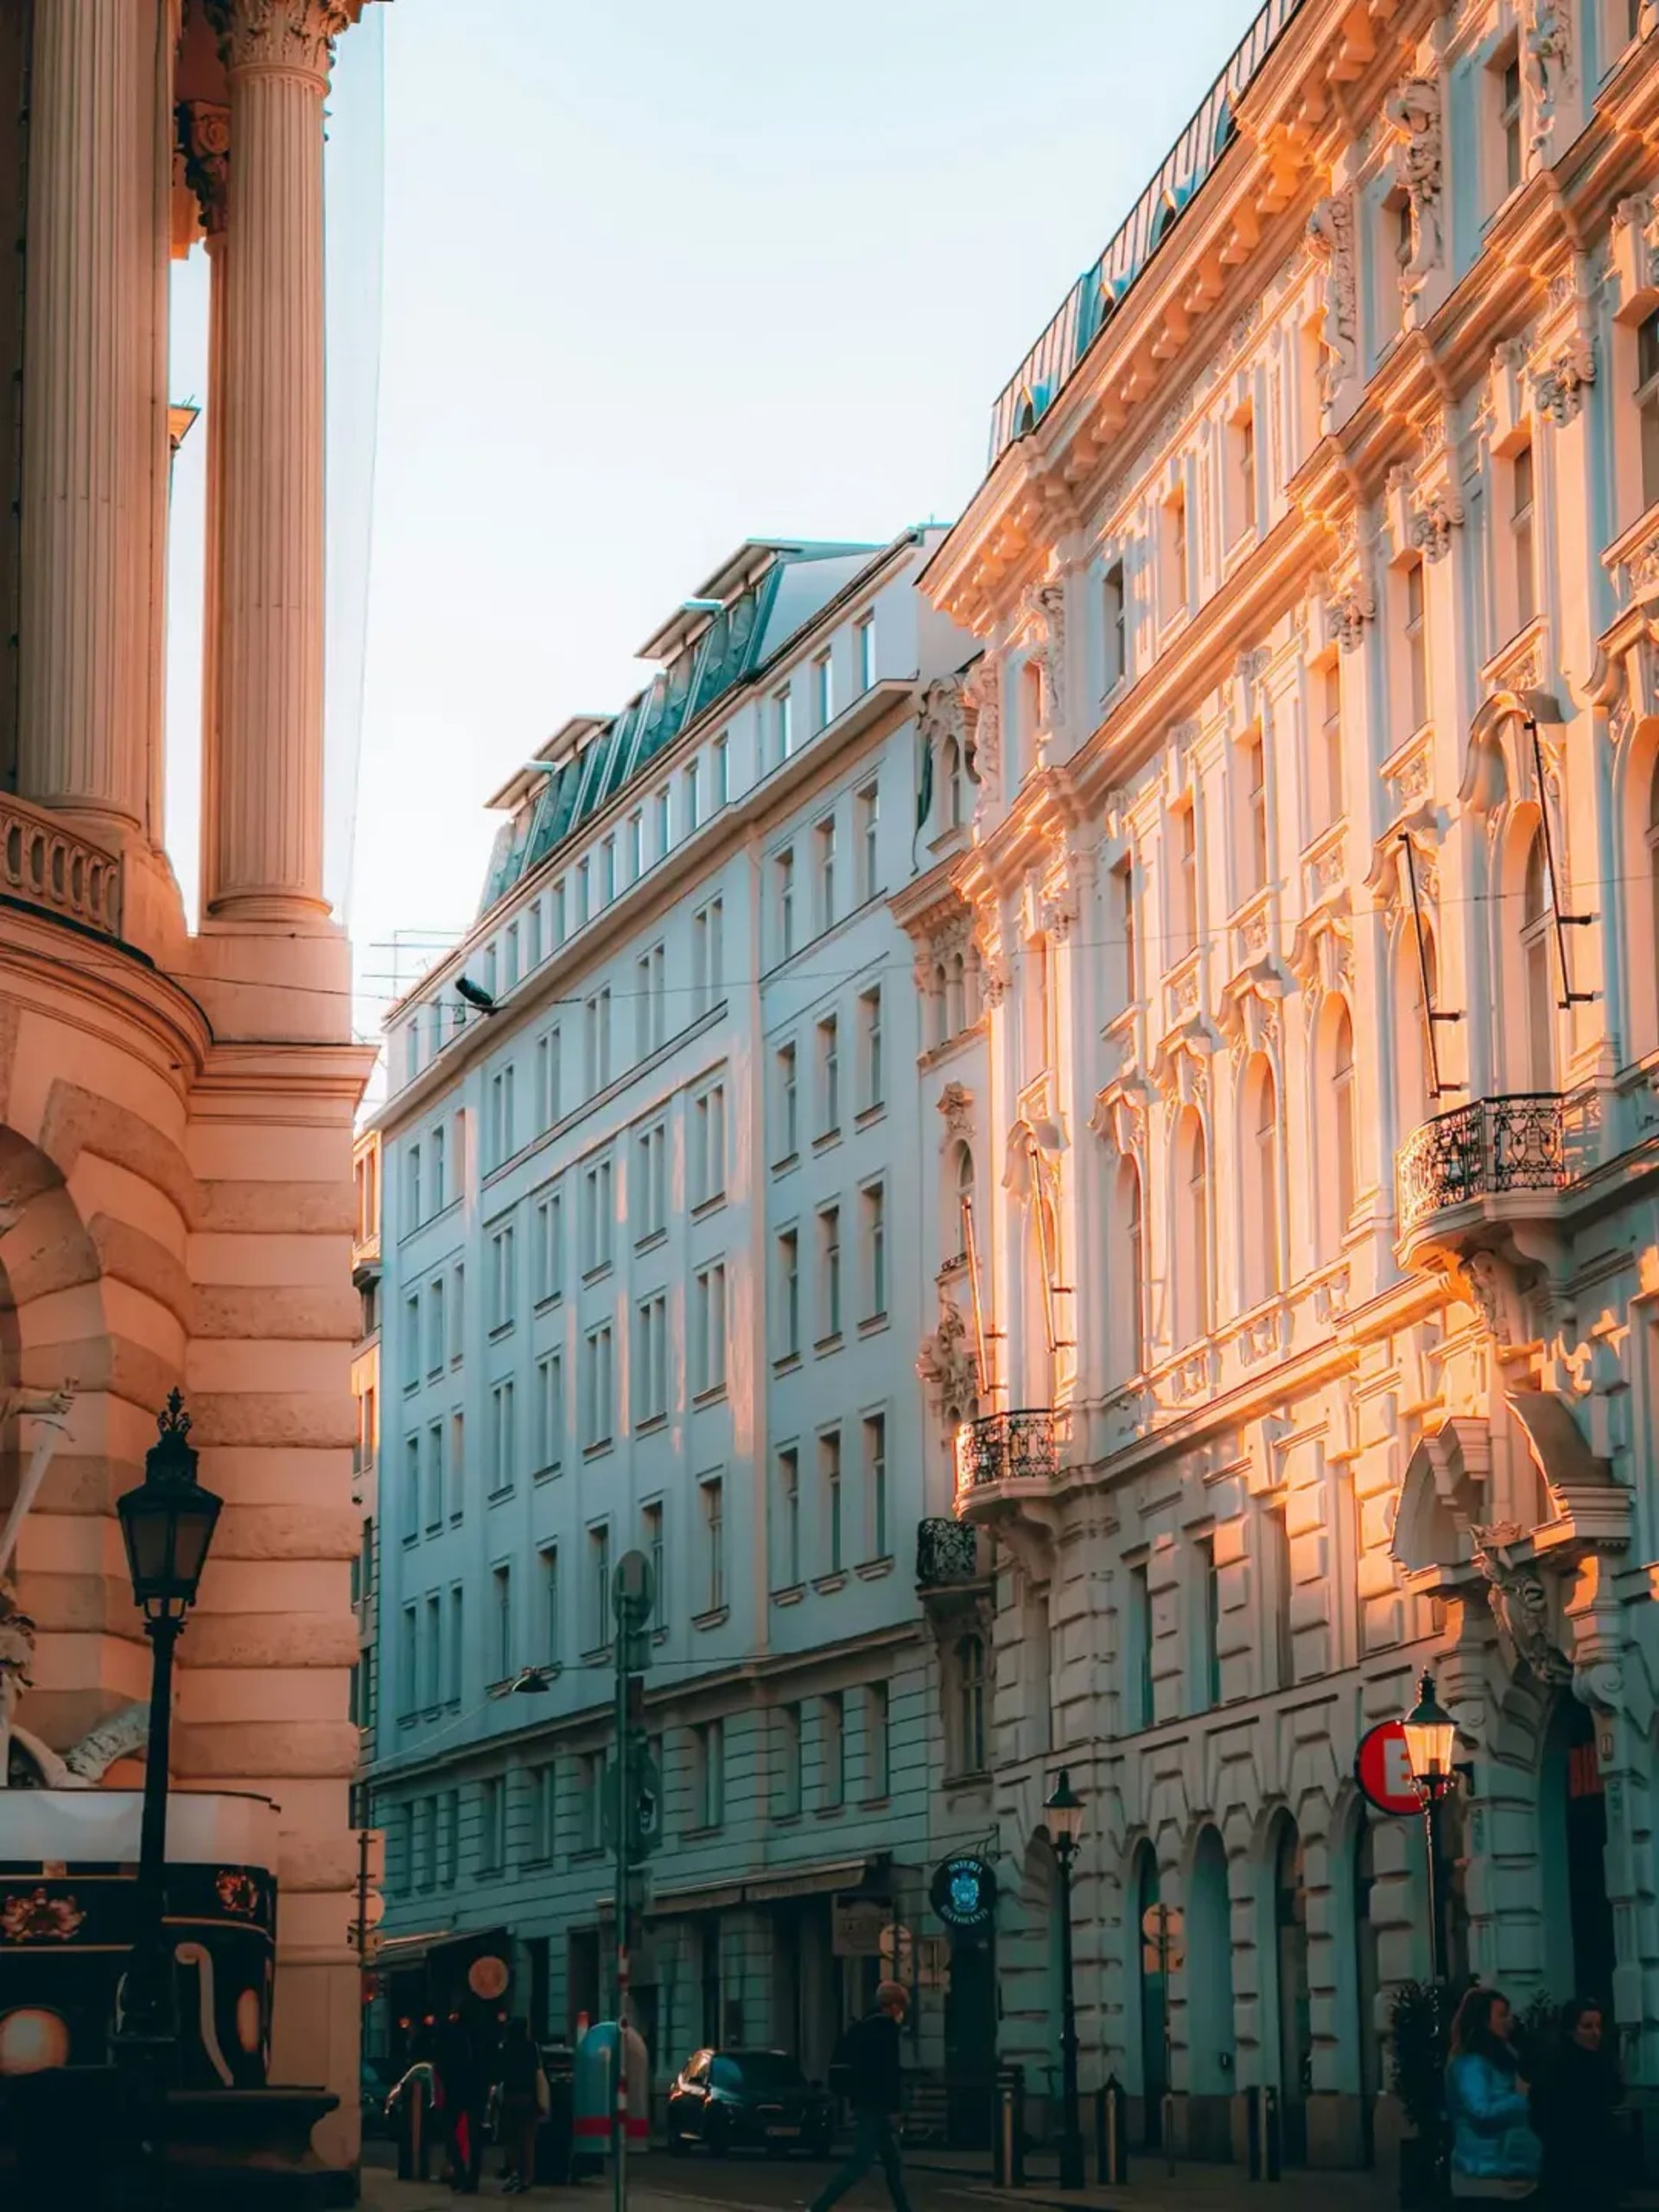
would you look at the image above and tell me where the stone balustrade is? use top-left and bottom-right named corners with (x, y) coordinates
top-left (0, 794), bottom-right (122, 938)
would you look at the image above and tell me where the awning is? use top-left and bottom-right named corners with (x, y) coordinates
top-left (377, 1924), bottom-right (511, 1976)
top-left (746, 1853), bottom-right (890, 1904)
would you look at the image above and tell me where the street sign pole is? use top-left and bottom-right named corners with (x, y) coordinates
top-left (609, 1548), bottom-right (656, 2212)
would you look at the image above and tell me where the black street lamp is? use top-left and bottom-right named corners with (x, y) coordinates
top-left (1402, 1669), bottom-right (1459, 1986)
top-left (1044, 1769), bottom-right (1086, 2191)
top-left (114, 1390), bottom-right (222, 2054)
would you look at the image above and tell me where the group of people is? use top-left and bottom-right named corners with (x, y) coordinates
top-left (428, 2011), bottom-right (550, 2196)
top-left (1446, 1986), bottom-right (1625, 2206)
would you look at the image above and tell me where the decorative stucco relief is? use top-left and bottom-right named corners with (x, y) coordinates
top-left (1387, 75), bottom-right (1445, 300)
top-left (1306, 192), bottom-right (1357, 408)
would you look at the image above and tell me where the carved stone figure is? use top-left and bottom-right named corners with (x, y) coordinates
top-left (1471, 1531), bottom-right (1573, 1685)
top-left (1386, 77), bottom-right (1445, 296)
top-left (937, 1083), bottom-right (975, 1138)
top-left (1534, 335), bottom-right (1596, 425)
top-left (3, 1385), bottom-right (73, 1426)
top-left (1306, 192), bottom-right (1357, 407)
top-left (0, 1583), bottom-right (35, 1790)
top-left (963, 659), bottom-right (1001, 809)
top-left (1412, 483), bottom-right (1465, 563)
top-left (1026, 582), bottom-right (1067, 733)
top-left (917, 1299), bottom-right (979, 1418)
top-left (1522, 0), bottom-right (1573, 169)
top-left (1326, 573), bottom-right (1376, 653)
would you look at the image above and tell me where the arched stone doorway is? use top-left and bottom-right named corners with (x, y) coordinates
top-left (1185, 1824), bottom-right (1235, 2159)
top-left (1131, 1844), bottom-right (1168, 2149)
top-left (1267, 1815), bottom-right (1311, 2165)
top-left (1540, 1694), bottom-right (1614, 2005)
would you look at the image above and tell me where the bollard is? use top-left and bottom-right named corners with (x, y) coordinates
top-left (994, 2084), bottom-right (1014, 2186)
top-left (1245, 2085), bottom-right (1261, 2182)
top-left (1262, 2083), bottom-right (1281, 2183)
top-left (1093, 2075), bottom-right (1128, 2185)
top-left (397, 2073), bottom-right (430, 2183)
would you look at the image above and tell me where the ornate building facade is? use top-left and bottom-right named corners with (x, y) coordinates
top-left (0, 1), bottom-right (377, 2179)
top-left (910, 0), bottom-right (1659, 2167)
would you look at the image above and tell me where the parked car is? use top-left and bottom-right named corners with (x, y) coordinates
top-left (666, 2048), bottom-right (833, 2158)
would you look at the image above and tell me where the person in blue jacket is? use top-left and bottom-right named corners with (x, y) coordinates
top-left (1446, 1986), bottom-right (1541, 2201)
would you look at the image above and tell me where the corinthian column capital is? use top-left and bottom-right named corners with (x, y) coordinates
top-left (177, 99), bottom-right (231, 236)
top-left (207, 0), bottom-right (361, 86)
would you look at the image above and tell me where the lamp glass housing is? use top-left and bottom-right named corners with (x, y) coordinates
top-left (1044, 1768), bottom-right (1085, 1851)
top-left (1402, 1670), bottom-right (1458, 1793)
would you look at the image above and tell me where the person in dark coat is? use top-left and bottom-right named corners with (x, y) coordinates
top-left (1534, 1997), bottom-right (1624, 2210)
top-left (810, 1981), bottom-right (912, 2212)
top-left (495, 2018), bottom-right (545, 2196)
top-left (434, 2010), bottom-right (487, 2195)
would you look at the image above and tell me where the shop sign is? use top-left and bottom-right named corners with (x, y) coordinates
top-left (929, 1853), bottom-right (997, 1932)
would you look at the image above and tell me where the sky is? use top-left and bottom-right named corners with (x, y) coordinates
top-left (166, 0), bottom-right (1270, 1044)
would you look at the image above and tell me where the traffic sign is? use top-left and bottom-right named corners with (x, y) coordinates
top-left (1141, 1904), bottom-right (1185, 1974)
top-left (613, 1550), bottom-right (655, 1630)
top-left (1355, 1719), bottom-right (1421, 1817)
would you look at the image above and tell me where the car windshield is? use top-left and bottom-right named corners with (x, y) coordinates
top-left (718, 2051), bottom-right (806, 2092)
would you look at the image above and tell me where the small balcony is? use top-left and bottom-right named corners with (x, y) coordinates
top-left (1396, 1093), bottom-right (1573, 1264)
top-left (915, 1516), bottom-right (987, 1590)
top-left (955, 1408), bottom-right (1062, 1500)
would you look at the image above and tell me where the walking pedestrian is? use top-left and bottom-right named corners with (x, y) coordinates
top-left (808, 1981), bottom-right (912, 2212)
top-left (1446, 1986), bottom-right (1541, 2202)
top-left (1534, 1997), bottom-right (1624, 2210)
top-left (495, 2018), bottom-right (548, 2196)
top-left (434, 2008), bottom-right (488, 2195)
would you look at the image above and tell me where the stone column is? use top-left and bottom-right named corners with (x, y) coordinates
top-left (16, 0), bottom-right (165, 832)
top-left (204, 1), bottom-right (357, 923)
top-left (180, 102), bottom-right (232, 899)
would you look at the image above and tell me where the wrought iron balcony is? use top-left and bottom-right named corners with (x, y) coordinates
top-left (915, 1516), bottom-right (986, 1590)
top-left (1396, 1094), bottom-right (1568, 1239)
top-left (955, 1408), bottom-right (1062, 1500)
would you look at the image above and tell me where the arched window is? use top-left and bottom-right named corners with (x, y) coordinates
top-left (951, 1142), bottom-right (976, 1264)
top-left (946, 952), bottom-right (967, 1037)
top-left (955, 1634), bottom-right (987, 1773)
top-left (1240, 1054), bottom-right (1281, 1307)
top-left (1331, 1001), bottom-right (1357, 1244)
top-left (1026, 936), bottom-right (1052, 1077)
top-left (1022, 658), bottom-right (1044, 749)
top-left (1396, 920), bottom-right (1438, 1129)
top-left (1176, 1107), bottom-right (1210, 1346)
top-left (1115, 1154), bottom-right (1145, 1376)
top-left (1522, 826), bottom-right (1555, 1090)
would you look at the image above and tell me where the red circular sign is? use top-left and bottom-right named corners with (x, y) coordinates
top-left (1355, 1719), bottom-right (1421, 1816)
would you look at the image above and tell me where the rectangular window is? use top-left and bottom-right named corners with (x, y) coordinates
top-left (691, 898), bottom-right (722, 1015)
top-left (488, 1378), bottom-right (515, 1494)
top-left (448, 1408), bottom-right (464, 1521)
top-left (1178, 802), bottom-right (1198, 955)
top-left (635, 942), bottom-right (665, 1058)
top-left (816, 1014), bottom-right (840, 1138)
top-left (1640, 308), bottom-right (1659, 511)
top-left (813, 649), bottom-right (834, 730)
top-left (423, 1592), bottom-right (442, 1709)
top-left (581, 1157), bottom-right (613, 1273)
top-left (426, 1278), bottom-right (445, 1377)
top-left (480, 1777), bottom-right (505, 1872)
top-left (775, 1446), bottom-right (801, 1589)
top-left (425, 1421), bottom-right (444, 1533)
top-left (817, 1205), bottom-right (842, 1343)
top-left (700, 1477), bottom-right (726, 1613)
top-left (1243, 733), bottom-right (1268, 892)
top-left (504, 921), bottom-right (519, 991)
top-left (858, 987), bottom-right (883, 1112)
top-left (776, 849), bottom-right (797, 961)
top-left (1103, 560), bottom-right (1126, 690)
top-left (1113, 858), bottom-right (1136, 1008)
top-left (855, 612), bottom-right (875, 693)
top-left (430, 1124), bottom-right (447, 1215)
top-left (1163, 485), bottom-right (1188, 616)
top-left (814, 815), bottom-right (837, 931)
top-left (575, 1750), bottom-right (606, 1852)
top-left (865, 1682), bottom-right (891, 1800)
top-left (850, 788), bottom-right (878, 914)
top-left (1322, 662), bottom-right (1344, 826)
top-left (627, 809), bottom-right (645, 882)
top-left (538, 1542), bottom-right (561, 1668)
top-left (684, 757), bottom-right (702, 831)
top-left (1265, 1503), bottom-right (1294, 1692)
top-left (713, 734), bottom-right (729, 808)
top-left (693, 1262), bottom-right (728, 1396)
top-left (588, 1523), bottom-right (612, 1650)
top-left (863, 1411), bottom-right (888, 1560)
top-left (777, 1703), bottom-right (803, 1816)
top-left (442, 1789), bottom-right (461, 1882)
top-left (448, 1584), bottom-right (464, 1704)
top-left (776, 1229), bottom-right (800, 1361)
top-left (400, 1602), bottom-right (416, 1719)
top-left (551, 877), bottom-right (567, 944)
top-left (1500, 53), bottom-right (1522, 196)
top-left (404, 1431), bottom-right (420, 1541)
top-left (600, 834), bottom-right (616, 906)
top-left (1404, 558), bottom-right (1428, 730)
top-left (483, 944), bottom-right (498, 999)
top-left (633, 1122), bottom-right (666, 1241)
top-left (1127, 1560), bottom-right (1153, 1729)
top-left (643, 1503), bottom-right (664, 1632)
top-left (405, 1144), bottom-right (421, 1231)
top-left (491, 1562), bottom-right (513, 1684)
top-left (820, 1427), bottom-right (843, 1572)
top-left (1197, 1536), bottom-right (1221, 1709)
top-left (821, 1692), bottom-right (846, 1809)
top-left (533, 1184), bottom-right (564, 1304)
top-left (527, 1763), bottom-right (556, 1863)
top-left (534, 1351), bottom-right (563, 1476)
top-left (776, 1041), bottom-right (798, 1161)
top-left (692, 1082), bottom-right (726, 1208)
top-left (582, 987), bottom-right (612, 1094)
top-left (1511, 439), bottom-right (1536, 630)
top-left (535, 1027), bottom-right (562, 1134)
top-left (582, 1324), bottom-right (614, 1451)
top-left (772, 686), bottom-right (793, 763)
top-left (488, 1221), bottom-right (516, 1335)
top-left (633, 1293), bottom-right (668, 1426)
top-left (861, 1182), bottom-right (887, 1322)
top-left (1232, 406), bottom-right (1256, 542)
top-left (487, 1066), bottom-right (516, 1169)
top-left (525, 898), bottom-right (542, 971)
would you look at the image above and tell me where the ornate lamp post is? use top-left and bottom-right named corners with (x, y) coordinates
top-left (113, 1390), bottom-right (222, 2053)
top-left (1402, 1669), bottom-right (1459, 1986)
top-left (1043, 1769), bottom-right (1086, 2190)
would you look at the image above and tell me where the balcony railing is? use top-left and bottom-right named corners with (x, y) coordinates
top-left (1, 795), bottom-right (122, 938)
top-left (915, 1516), bottom-right (985, 1589)
top-left (955, 1408), bottom-right (1061, 1497)
top-left (1396, 1093), bottom-right (1567, 1236)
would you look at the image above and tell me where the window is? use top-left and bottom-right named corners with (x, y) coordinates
top-left (487, 1065), bottom-right (516, 1169)
top-left (1499, 52), bottom-right (1522, 196)
top-left (403, 1294), bottom-right (421, 1394)
top-left (1020, 657), bottom-right (1043, 753)
top-left (855, 782), bottom-right (879, 902)
top-left (820, 1427), bottom-right (843, 1573)
top-left (1177, 802), bottom-right (1198, 955)
top-left (480, 1776), bottom-right (505, 1872)
top-left (816, 1015), bottom-right (840, 1138)
top-left (504, 922), bottom-right (520, 992)
top-left (576, 1750), bottom-right (606, 1852)
top-left (491, 1563), bottom-right (513, 1683)
top-left (1522, 827), bottom-right (1555, 1090)
top-left (447, 1585), bottom-right (463, 1703)
top-left (426, 1278), bottom-right (445, 1376)
top-left (1331, 1003), bottom-right (1357, 1243)
top-left (1242, 1054), bottom-right (1281, 1307)
top-left (400, 1602), bottom-right (416, 1717)
top-left (488, 1379), bottom-right (516, 1494)
top-left (954, 1635), bottom-right (987, 1774)
top-left (1243, 733), bottom-right (1268, 893)
top-left (692, 1083), bottom-right (726, 1207)
top-left (814, 816), bottom-right (836, 931)
top-left (430, 1124), bottom-right (447, 1215)
top-left (864, 1683), bottom-right (890, 1799)
top-left (633, 1294), bottom-right (667, 1426)
top-left (775, 1447), bottom-right (801, 1588)
top-left (1162, 485), bottom-right (1188, 617)
top-left (627, 810), bottom-right (645, 882)
top-left (817, 1205), bottom-right (842, 1343)
top-left (1638, 308), bottom-right (1659, 511)
top-left (1264, 1504), bottom-right (1294, 1691)
top-left (776, 1229), bottom-right (800, 1360)
top-left (1322, 662), bottom-right (1343, 825)
top-left (643, 1503), bottom-right (664, 1631)
top-left (776, 849), bottom-right (798, 961)
top-left (535, 1027), bottom-right (562, 1134)
top-left (487, 1220), bottom-right (515, 1334)
top-left (582, 1324), bottom-right (614, 1450)
top-left (527, 1763), bottom-right (556, 1863)
top-left (483, 944), bottom-right (498, 998)
top-left (634, 1122), bottom-right (666, 1241)
top-left (777, 1703), bottom-right (804, 1816)
top-left (425, 1422), bottom-right (443, 1532)
top-left (534, 1351), bottom-right (563, 1476)
top-left (813, 649), bottom-right (834, 729)
top-left (772, 685), bottom-right (793, 762)
top-left (598, 833), bottom-right (615, 906)
top-left (1176, 1108), bottom-right (1210, 1345)
top-left (1115, 1155), bottom-right (1145, 1379)
top-left (713, 734), bottom-right (729, 808)
top-left (693, 1263), bottom-right (728, 1397)
top-left (821, 1693), bottom-right (846, 1808)
top-left (588, 1523), bottom-right (612, 1651)
top-left (861, 1183), bottom-right (887, 1321)
top-left (700, 1476), bottom-right (726, 1613)
top-left (582, 988), bottom-right (612, 1093)
top-left (1231, 406), bottom-right (1256, 542)
top-left (581, 1156), bottom-right (613, 1273)
top-left (533, 1184), bottom-right (565, 1303)
top-left (404, 1144), bottom-right (421, 1231)
top-left (691, 897), bottom-right (722, 1015)
top-left (1126, 1561), bottom-right (1153, 1729)
top-left (855, 612), bottom-right (875, 693)
top-left (858, 987), bottom-right (883, 1112)
top-left (694, 1720), bottom-right (725, 1829)
top-left (551, 877), bottom-right (568, 944)
top-left (1102, 560), bottom-right (1126, 691)
top-left (684, 757), bottom-right (702, 831)
top-left (525, 899), bottom-right (543, 972)
top-left (423, 1592), bottom-right (442, 1708)
top-left (863, 1411), bottom-right (887, 1559)
top-left (1404, 558), bottom-right (1428, 730)
top-left (1196, 1536), bottom-right (1221, 1708)
top-left (1511, 440), bottom-right (1536, 631)
top-left (654, 785), bottom-right (671, 856)
top-left (636, 942), bottom-right (666, 1058)
top-left (775, 1041), bottom-right (799, 1160)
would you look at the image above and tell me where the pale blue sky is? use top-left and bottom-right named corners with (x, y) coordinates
top-left (168, 1), bottom-right (1268, 1031)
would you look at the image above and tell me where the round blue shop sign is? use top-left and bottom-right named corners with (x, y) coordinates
top-left (930, 1854), bottom-right (998, 1932)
